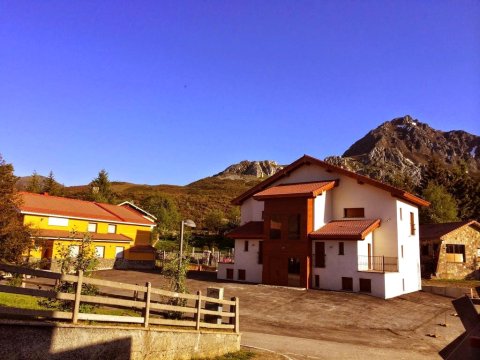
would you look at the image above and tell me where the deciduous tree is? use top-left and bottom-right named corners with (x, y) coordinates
top-left (420, 182), bottom-right (458, 224)
top-left (0, 155), bottom-right (32, 263)
top-left (140, 193), bottom-right (181, 236)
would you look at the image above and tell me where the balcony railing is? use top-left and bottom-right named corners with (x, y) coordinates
top-left (358, 255), bottom-right (398, 273)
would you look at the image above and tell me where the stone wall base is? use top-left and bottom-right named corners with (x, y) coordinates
top-left (0, 321), bottom-right (240, 360)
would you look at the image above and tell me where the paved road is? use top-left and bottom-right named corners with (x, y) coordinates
top-left (241, 331), bottom-right (439, 360)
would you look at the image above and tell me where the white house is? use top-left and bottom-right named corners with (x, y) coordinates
top-left (218, 155), bottom-right (430, 299)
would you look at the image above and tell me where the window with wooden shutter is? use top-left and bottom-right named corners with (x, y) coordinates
top-left (410, 212), bottom-right (415, 235)
top-left (315, 242), bottom-right (325, 268)
top-left (238, 269), bottom-right (246, 281)
top-left (342, 277), bottom-right (353, 291)
top-left (344, 208), bottom-right (365, 218)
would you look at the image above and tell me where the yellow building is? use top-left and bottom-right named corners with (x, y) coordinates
top-left (19, 192), bottom-right (157, 270)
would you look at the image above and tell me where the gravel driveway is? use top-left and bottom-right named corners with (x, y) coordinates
top-left (94, 269), bottom-right (466, 359)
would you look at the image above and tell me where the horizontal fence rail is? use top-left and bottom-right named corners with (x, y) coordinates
top-left (0, 263), bottom-right (239, 333)
top-left (358, 256), bottom-right (398, 272)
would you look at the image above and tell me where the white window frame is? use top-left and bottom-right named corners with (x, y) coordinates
top-left (95, 246), bottom-right (105, 258)
top-left (48, 217), bottom-right (69, 227)
top-left (70, 245), bottom-right (80, 258)
top-left (88, 223), bottom-right (97, 233)
top-left (115, 246), bottom-right (124, 259)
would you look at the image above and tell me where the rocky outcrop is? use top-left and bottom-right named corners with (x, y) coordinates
top-left (215, 160), bottom-right (284, 180)
top-left (326, 115), bottom-right (479, 185)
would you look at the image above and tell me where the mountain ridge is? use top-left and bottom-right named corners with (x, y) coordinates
top-left (15, 115), bottom-right (479, 224)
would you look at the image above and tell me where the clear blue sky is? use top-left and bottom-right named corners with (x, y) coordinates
top-left (1, 1), bottom-right (479, 186)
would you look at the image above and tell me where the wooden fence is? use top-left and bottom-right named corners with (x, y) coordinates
top-left (0, 263), bottom-right (239, 333)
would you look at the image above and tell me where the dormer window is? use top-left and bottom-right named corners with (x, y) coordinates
top-left (344, 208), bottom-right (365, 218)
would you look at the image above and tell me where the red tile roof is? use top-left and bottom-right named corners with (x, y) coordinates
top-left (253, 181), bottom-right (337, 200)
top-left (226, 221), bottom-right (264, 239)
top-left (309, 219), bottom-right (381, 240)
top-left (19, 192), bottom-right (155, 226)
top-left (232, 155), bottom-right (430, 207)
top-left (420, 221), bottom-right (480, 240)
top-left (34, 229), bottom-right (132, 242)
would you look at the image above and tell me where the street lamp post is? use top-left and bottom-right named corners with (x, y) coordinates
top-left (179, 219), bottom-right (196, 271)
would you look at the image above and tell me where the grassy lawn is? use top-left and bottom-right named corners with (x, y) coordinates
top-left (0, 292), bottom-right (44, 310)
top-left (0, 291), bottom-right (140, 317)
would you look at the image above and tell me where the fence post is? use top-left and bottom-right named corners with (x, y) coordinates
top-left (144, 282), bottom-right (151, 328)
top-left (72, 270), bottom-right (83, 324)
top-left (205, 287), bottom-right (224, 325)
top-left (195, 290), bottom-right (202, 331)
top-left (234, 297), bottom-right (240, 334)
top-left (229, 296), bottom-right (240, 333)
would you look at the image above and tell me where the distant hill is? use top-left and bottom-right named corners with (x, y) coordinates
top-left (59, 177), bottom-right (262, 228)
top-left (16, 174), bottom-right (49, 190)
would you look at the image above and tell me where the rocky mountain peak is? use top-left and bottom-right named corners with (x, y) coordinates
top-left (328, 115), bottom-right (479, 185)
top-left (215, 160), bottom-right (284, 180)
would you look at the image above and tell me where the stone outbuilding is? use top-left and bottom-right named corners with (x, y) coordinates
top-left (420, 221), bottom-right (480, 279)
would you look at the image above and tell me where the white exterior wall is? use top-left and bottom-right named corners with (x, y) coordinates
top-left (240, 198), bottom-right (264, 224)
top-left (311, 234), bottom-right (389, 298)
top-left (217, 239), bottom-right (263, 283)
top-left (312, 240), bottom-right (358, 291)
top-left (229, 162), bottom-right (422, 299)
top-left (395, 200), bottom-right (422, 294)
top-left (358, 233), bottom-right (373, 257)
top-left (313, 190), bottom-right (332, 230)
top-left (329, 175), bottom-right (398, 258)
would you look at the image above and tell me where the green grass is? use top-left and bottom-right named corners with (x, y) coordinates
top-left (0, 292), bottom-right (141, 318)
top-left (0, 292), bottom-right (44, 310)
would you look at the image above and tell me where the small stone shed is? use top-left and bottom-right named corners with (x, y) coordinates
top-left (420, 221), bottom-right (480, 279)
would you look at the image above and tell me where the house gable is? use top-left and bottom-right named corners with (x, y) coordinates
top-left (232, 154), bottom-right (429, 208)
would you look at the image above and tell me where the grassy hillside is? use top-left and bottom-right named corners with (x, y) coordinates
top-left (62, 176), bottom-right (262, 228)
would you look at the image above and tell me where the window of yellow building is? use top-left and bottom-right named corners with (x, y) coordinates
top-left (108, 224), bottom-right (117, 234)
top-left (70, 245), bottom-right (80, 257)
top-left (48, 217), bottom-right (69, 227)
top-left (115, 246), bottom-right (124, 259)
top-left (88, 223), bottom-right (97, 233)
top-left (95, 246), bottom-right (105, 258)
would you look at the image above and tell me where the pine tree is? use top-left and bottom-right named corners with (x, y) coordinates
top-left (90, 169), bottom-right (114, 203)
top-left (42, 171), bottom-right (62, 196)
top-left (26, 170), bottom-right (42, 193)
top-left (0, 155), bottom-right (32, 263)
